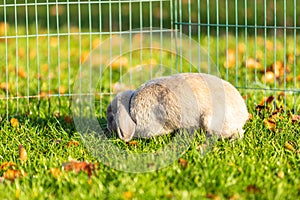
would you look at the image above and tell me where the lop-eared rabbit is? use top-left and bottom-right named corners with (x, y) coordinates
top-left (107, 73), bottom-right (248, 142)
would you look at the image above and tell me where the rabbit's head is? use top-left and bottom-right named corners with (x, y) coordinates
top-left (106, 90), bottom-right (136, 142)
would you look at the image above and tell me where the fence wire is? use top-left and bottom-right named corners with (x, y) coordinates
top-left (0, 0), bottom-right (299, 119)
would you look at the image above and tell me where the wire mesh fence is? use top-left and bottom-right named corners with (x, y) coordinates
top-left (0, 0), bottom-right (299, 120)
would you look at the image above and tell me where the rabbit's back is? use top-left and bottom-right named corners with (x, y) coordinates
top-left (130, 73), bottom-right (248, 139)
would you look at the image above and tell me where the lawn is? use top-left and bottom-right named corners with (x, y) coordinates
top-left (0, 26), bottom-right (300, 199)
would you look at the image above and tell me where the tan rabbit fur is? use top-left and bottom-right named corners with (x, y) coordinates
top-left (107, 73), bottom-right (249, 142)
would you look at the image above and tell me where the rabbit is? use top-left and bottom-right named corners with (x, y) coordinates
top-left (106, 73), bottom-right (249, 142)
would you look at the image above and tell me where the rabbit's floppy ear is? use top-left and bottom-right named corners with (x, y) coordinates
top-left (115, 91), bottom-right (136, 142)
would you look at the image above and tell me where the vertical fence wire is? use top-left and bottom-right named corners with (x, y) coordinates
top-left (235, 0), bottom-right (238, 87)
top-left (294, 0), bottom-right (297, 113)
top-left (273, 0), bottom-right (277, 105)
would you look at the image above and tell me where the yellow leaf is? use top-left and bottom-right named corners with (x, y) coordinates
top-left (122, 191), bottom-right (133, 199)
top-left (49, 168), bottom-right (61, 178)
top-left (10, 118), bottom-right (19, 128)
top-left (19, 145), bottom-right (28, 162)
top-left (0, 161), bottom-right (17, 171)
top-left (277, 171), bottom-right (284, 179)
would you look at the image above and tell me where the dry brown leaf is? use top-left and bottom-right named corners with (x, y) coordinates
top-left (62, 161), bottom-right (97, 177)
top-left (49, 168), bottom-right (61, 178)
top-left (259, 95), bottom-right (275, 106)
top-left (19, 145), bottom-right (28, 162)
top-left (224, 49), bottom-right (235, 68)
top-left (10, 118), bottom-right (19, 128)
top-left (0, 161), bottom-right (17, 171)
top-left (245, 58), bottom-right (261, 69)
top-left (111, 56), bottom-right (129, 69)
top-left (246, 185), bottom-right (261, 194)
top-left (67, 140), bottom-right (79, 147)
top-left (263, 118), bottom-right (276, 131)
top-left (178, 158), bottom-right (188, 169)
top-left (3, 169), bottom-right (26, 181)
top-left (64, 116), bottom-right (73, 125)
top-left (291, 114), bottom-right (300, 123)
top-left (206, 193), bottom-right (220, 200)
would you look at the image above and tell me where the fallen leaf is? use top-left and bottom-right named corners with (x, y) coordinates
top-left (228, 194), bottom-right (240, 200)
top-left (263, 118), bottom-right (276, 131)
top-left (92, 38), bottom-right (102, 49)
top-left (80, 51), bottom-right (90, 64)
top-left (128, 141), bottom-right (138, 146)
top-left (18, 48), bottom-right (25, 58)
top-left (64, 116), bottom-right (73, 125)
top-left (3, 169), bottom-right (26, 181)
top-left (49, 168), bottom-right (61, 178)
top-left (15, 189), bottom-right (20, 199)
top-left (10, 118), bottom-right (19, 127)
top-left (42, 64), bottom-right (48, 72)
top-left (111, 56), bottom-right (129, 69)
top-left (178, 158), bottom-right (188, 169)
top-left (246, 185), bottom-right (261, 194)
top-left (271, 61), bottom-right (290, 78)
top-left (206, 193), bottom-right (220, 200)
top-left (122, 191), bottom-right (133, 199)
top-left (259, 95), bottom-right (275, 106)
top-left (17, 69), bottom-right (27, 78)
top-left (287, 54), bottom-right (295, 63)
top-left (291, 114), bottom-right (300, 123)
top-left (238, 43), bottom-right (246, 54)
top-left (266, 40), bottom-right (273, 51)
top-left (245, 58), bottom-right (261, 69)
top-left (0, 22), bottom-right (9, 36)
top-left (67, 140), bottom-right (79, 147)
top-left (62, 161), bottom-right (97, 177)
top-left (224, 49), bottom-right (235, 68)
top-left (248, 113), bottom-right (253, 120)
top-left (285, 141), bottom-right (296, 152)
top-left (19, 145), bottom-right (28, 162)
top-left (0, 161), bottom-right (17, 171)
top-left (262, 71), bottom-right (275, 84)
top-left (277, 171), bottom-right (284, 179)
top-left (59, 86), bottom-right (66, 95)
top-left (0, 82), bottom-right (8, 91)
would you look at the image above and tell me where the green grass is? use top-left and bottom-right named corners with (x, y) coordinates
top-left (0, 27), bottom-right (300, 199)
